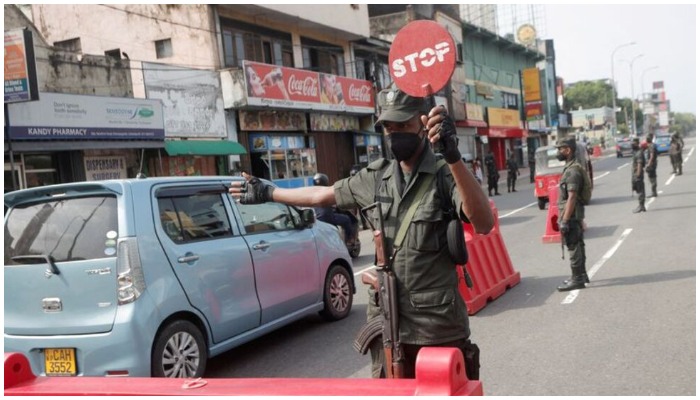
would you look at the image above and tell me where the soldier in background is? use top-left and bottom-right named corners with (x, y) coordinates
top-left (631, 137), bottom-right (646, 213)
top-left (644, 134), bottom-right (658, 197)
top-left (554, 137), bottom-right (588, 291)
top-left (506, 153), bottom-right (520, 192)
top-left (669, 133), bottom-right (684, 175)
top-left (484, 149), bottom-right (500, 196)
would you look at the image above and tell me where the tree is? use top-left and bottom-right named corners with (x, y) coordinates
top-left (563, 80), bottom-right (613, 111)
top-left (670, 112), bottom-right (696, 136)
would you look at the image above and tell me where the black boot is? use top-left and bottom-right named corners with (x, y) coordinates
top-left (562, 266), bottom-right (589, 285)
top-left (557, 274), bottom-right (586, 291)
top-left (633, 204), bottom-right (646, 213)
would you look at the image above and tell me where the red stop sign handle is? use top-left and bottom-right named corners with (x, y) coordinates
top-left (388, 20), bottom-right (456, 98)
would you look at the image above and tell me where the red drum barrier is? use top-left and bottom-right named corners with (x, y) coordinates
top-left (592, 145), bottom-right (602, 157)
top-left (457, 200), bottom-right (521, 315)
top-left (4, 349), bottom-right (483, 396)
top-left (542, 185), bottom-right (562, 243)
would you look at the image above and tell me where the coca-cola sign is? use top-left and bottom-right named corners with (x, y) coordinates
top-left (243, 60), bottom-right (375, 113)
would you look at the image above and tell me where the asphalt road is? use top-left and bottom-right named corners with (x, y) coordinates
top-left (206, 139), bottom-right (696, 396)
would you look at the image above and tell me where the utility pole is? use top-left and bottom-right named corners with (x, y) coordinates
top-left (610, 42), bottom-right (636, 136)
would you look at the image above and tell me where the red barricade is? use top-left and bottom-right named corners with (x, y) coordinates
top-left (4, 349), bottom-right (483, 396)
top-left (592, 145), bottom-right (602, 157)
top-left (542, 185), bottom-right (561, 243)
top-left (457, 200), bottom-right (521, 315)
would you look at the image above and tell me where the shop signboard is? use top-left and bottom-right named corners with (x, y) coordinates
top-left (4, 29), bottom-right (39, 103)
top-left (487, 107), bottom-right (521, 128)
top-left (525, 101), bottom-right (543, 120)
top-left (243, 60), bottom-right (374, 113)
top-left (7, 92), bottom-right (165, 140)
top-left (310, 113), bottom-right (360, 132)
top-left (240, 110), bottom-right (306, 131)
top-left (523, 67), bottom-right (541, 102)
top-left (83, 156), bottom-right (127, 181)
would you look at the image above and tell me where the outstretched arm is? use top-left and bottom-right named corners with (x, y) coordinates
top-left (229, 172), bottom-right (336, 207)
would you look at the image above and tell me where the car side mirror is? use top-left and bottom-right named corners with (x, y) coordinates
top-left (300, 208), bottom-right (316, 228)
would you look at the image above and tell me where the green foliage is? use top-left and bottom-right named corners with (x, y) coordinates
top-left (563, 80), bottom-right (614, 111)
top-left (670, 112), bottom-right (696, 136)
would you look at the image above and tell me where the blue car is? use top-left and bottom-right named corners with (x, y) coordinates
top-left (4, 177), bottom-right (354, 378)
top-left (654, 134), bottom-right (672, 154)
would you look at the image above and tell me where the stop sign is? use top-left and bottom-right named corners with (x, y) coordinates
top-left (388, 20), bottom-right (457, 97)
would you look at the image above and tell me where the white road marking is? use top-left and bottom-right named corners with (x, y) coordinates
top-left (684, 146), bottom-right (694, 162)
top-left (562, 228), bottom-right (633, 305)
top-left (665, 174), bottom-right (675, 186)
top-left (593, 171), bottom-right (610, 181)
top-left (499, 202), bottom-right (537, 219)
top-left (354, 265), bottom-right (376, 277)
top-left (646, 197), bottom-right (656, 208)
top-left (617, 163), bottom-right (630, 170)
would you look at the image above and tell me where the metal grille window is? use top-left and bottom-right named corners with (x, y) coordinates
top-left (221, 21), bottom-right (292, 68)
top-left (301, 38), bottom-right (345, 75)
top-left (155, 39), bottom-right (173, 59)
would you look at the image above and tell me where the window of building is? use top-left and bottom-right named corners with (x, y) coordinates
top-left (221, 19), bottom-right (293, 68)
top-left (155, 38), bottom-right (173, 59)
top-left (502, 92), bottom-right (519, 110)
top-left (53, 38), bottom-right (81, 53)
top-left (104, 49), bottom-right (121, 60)
top-left (23, 154), bottom-right (57, 189)
top-left (301, 38), bottom-right (345, 75)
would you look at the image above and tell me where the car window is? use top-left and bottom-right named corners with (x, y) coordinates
top-left (158, 193), bottom-right (233, 243)
top-left (4, 196), bottom-right (118, 264)
top-left (237, 202), bottom-right (296, 234)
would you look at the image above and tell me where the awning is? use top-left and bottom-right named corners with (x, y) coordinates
top-left (164, 140), bottom-right (246, 156)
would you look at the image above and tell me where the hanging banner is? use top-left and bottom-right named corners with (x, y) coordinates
top-left (242, 60), bottom-right (374, 113)
top-left (84, 156), bottom-right (127, 181)
top-left (4, 29), bottom-right (39, 103)
top-left (523, 67), bottom-right (541, 102)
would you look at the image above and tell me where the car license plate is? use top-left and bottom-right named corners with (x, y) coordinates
top-left (44, 348), bottom-right (76, 376)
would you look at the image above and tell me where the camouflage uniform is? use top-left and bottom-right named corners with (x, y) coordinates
top-left (557, 153), bottom-right (587, 286)
top-left (632, 145), bottom-right (646, 211)
top-left (334, 147), bottom-right (471, 378)
top-left (645, 137), bottom-right (658, 197)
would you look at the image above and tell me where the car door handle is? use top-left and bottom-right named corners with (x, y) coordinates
top-left (252, 242), bottom-right (271, 251)
top-left (177, 254), bottom-right (200, 263)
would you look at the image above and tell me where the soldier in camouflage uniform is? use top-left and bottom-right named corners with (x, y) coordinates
top-left (631, 137), bottom-right (646, 213)
top-left (554, 137), bottom-right (589, 291)
top-left (644, 134), bottom-right (658, 198)
top-left (229, 87), bottom-right (494, 379)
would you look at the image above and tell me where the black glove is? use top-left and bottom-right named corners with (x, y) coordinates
top-left (436, 112), bottom-right (461, 164)
top-left (559, 220), bottom-right (570, 236)
top-left (239, 176), bottom-right (275, 204)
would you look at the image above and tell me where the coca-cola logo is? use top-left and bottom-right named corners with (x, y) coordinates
top-left (288, 75), bottom-right (318, 97)
top-left (348, 84), bottom-right (371, 103)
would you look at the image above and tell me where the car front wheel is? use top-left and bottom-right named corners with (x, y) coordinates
top-left (152, 320), bottom-right (207, 378)
top-left (320, 264), bottom-right (353, 321)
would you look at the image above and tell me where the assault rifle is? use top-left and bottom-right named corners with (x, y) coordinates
top-left (358, 202), bottom-right (404, 379)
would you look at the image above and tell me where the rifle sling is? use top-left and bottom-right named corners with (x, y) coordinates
top-left (393, 172), bottom-right (435, 250)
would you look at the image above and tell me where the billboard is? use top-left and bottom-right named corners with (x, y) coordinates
top-left (523, 67), bottom-right (541, 102)
top-left (658, 111), bottom-right (669, 127)
top-left (242, 60), bottom-right (374, 113)
top-left (487, 107), bottom-right (520, 128)
top-left (8, 92), bottom-right (164, 140)
top-left (144, 62), bottom-right (227, 138)
top-left (4, 29), bottom-right (39, 103)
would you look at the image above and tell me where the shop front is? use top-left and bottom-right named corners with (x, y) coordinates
top-left (480, 107), bottom-right (528, 170)
top-left (5, 92), bottom-right (164, 192)
top-left (229, 60), bottom-right (375, 187)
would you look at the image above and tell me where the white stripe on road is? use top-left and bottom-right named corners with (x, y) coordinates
top-left (665, 174), bottom-right (675, 186)
top-left (684, 146), bottom-right (694, 162)
top-left (593, 171), bottom-right (610, 181)
top-left (562, 228), bottom-right (633, 305)
top-left (499, 202), bottom-right (537, 219)
top-left (354, 265), bottom-right (376, 277)
top-left (617, 163), bottom-right (630, 170)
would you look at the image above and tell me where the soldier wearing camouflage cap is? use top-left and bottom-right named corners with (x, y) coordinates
top-left (631, 137), bottom-right (646, 213)
top-left (554, 137), bottom-right (589, 291)
top-left (228, 86), bottom-right (494, 380)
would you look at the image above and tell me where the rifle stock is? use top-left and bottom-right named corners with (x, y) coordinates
top-left (361, 202), bottom-right (405, 379)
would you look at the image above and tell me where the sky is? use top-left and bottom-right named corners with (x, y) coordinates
top-left (543, 4), bottom-right (696, 114)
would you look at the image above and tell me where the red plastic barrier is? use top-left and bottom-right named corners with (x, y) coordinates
top-left (592, 145), bottom-right (602, 157)
top-left (4, 349), bottom-right (483, 396)
top-left (542, 185), bottom-right (561, 243)
top-left (457, 200), bottom-right (521, 315)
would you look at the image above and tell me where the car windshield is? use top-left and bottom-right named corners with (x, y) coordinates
top-left (4, 196), bottom-right (118, 264)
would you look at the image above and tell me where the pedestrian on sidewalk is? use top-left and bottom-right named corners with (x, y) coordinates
top-left (506, 153), bottom-right (520, 192)
top-left (473, 159), bottom-right (483, 185)
top-left (528, 149), bottom-right (536, 183)
top-left (485, 149), bottom-right (500, 196)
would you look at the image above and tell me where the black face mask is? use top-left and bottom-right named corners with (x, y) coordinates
top-left (386, 128), bottom-right (424, 161)
top-left (556, 151), bottom-right (568, 162)
top-left (631, 144), bottom-right (640, 151)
